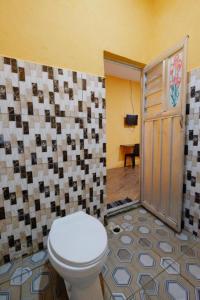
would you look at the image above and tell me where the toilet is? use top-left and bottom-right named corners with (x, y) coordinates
top-left (47, 211), bottom-right (108, 300)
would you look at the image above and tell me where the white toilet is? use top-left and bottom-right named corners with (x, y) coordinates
top-left (47, 211), bottom-right (108, 300)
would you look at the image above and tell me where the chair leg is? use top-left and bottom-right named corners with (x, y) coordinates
top-left (132, 156), bottom-right (135, 168)
top-left (124, 156), bottom-right (126, 167)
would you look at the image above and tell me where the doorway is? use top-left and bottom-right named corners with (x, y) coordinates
top-left (104, 37), bottom-right (188, 231)
top-left (104, 53), bottom-right (144, 212)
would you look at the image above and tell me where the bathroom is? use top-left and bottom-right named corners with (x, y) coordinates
top-left (0, 1), bottom-right (200, 299)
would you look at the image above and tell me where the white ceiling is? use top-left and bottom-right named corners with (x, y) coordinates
top-left (104, 59), bottom-right (141, 82)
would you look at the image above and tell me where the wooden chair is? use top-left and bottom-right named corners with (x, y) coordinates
top-left (124, 144), bottom-right (140, 168)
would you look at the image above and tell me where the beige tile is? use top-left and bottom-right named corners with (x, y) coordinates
top-left (141, 270), bottom-right (197, 299)
top-left (22, 250), bottom-right (48, 271)
top-left (21, 263), bottom-right (55, 300)
top-left (0, 279), bottom-right (21, 300)
top-left (0, 257), bottom-right (22, 285)
top-left (177, 251), bottom-right (200, 287)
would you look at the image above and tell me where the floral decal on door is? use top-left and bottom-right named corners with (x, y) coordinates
top-left (168, 52), bottom-right (183, 107)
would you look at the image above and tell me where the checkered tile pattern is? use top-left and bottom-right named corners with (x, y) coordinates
top-left (184, 68), bottom-right (200, 237)
top-left (0, 56), bottom-right (106, 264)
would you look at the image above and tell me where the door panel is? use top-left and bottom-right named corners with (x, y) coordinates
top-left (160, 117), bottom-right (171, 216)
top-left (152, 119), bottom-right (161, 210)
top-left (143, 121), bottom-right (153, 206)
top-left (141, 37), bottom-right (188, 232)
top-left (170, 116), bottom-right (182, 223)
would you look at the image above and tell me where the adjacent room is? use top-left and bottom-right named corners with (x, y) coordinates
top-left (0, 1), bottom-right (200, 300)
top-left (105, 58), bottom-right (141, 210)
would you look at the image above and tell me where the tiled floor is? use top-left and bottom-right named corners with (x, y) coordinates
top-left (0, 207), bottom-right (200, 299)
top-left (106, 208), bottom-right (200, 299)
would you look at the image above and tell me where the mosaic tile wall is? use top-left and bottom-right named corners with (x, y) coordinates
top-left (184, 68), bottom-right (200, 237)
top-left (0, 56), bottom-right (107, 264)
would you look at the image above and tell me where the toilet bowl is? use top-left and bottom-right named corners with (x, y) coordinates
top-left (47, 211), bottom-right (108, 300)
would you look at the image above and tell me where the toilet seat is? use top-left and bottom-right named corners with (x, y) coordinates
top-left (48, 212), bottom-right (108, 268)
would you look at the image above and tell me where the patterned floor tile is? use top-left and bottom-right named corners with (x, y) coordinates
top-left (104, 271), bottom-right (134, 299)
top-left (0, 257), bottom-right (22, 285)
top-left (0, 279), bottom-right (21, 300)
top-left (21, 263), bottom-right (56, 300)
top-left (22, 250), bottom-right (49, 271)
top-left (140, 270), bottom-right (197, 299)
top-left (176, 251), bottom-right (200, 287)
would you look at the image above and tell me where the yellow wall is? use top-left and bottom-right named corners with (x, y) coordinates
top-left (152, 0), bottom-right (200, 71)
top-left (106, 76), bottom-right (140, 169)
top-left (0, 0), bottom-right (153, 76)
top-left (1, 0), bottom-right (200, 75)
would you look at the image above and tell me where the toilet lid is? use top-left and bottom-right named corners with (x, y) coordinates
top-left (48, 212), bottom-right (108, 267)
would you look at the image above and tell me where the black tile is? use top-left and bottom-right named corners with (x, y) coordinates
top-left (197, 151), bottom-right (200, 163)
top-left (193, 135), bottom-right (198, 146)
top-left (35, 199), bottom-right (40, 211)
top-left (17, 141), bottom-right (24, 153)
top-left (4, 57), bottom-right (11, 64)
top-left (13, 87), bottom-right (20, 101)
top-left (191, 176), bottom-right (196, 187)
top-left (0, 134), bottom-right (4, 148)
top-left (15, 114), bottom-right (22, 128)
top-left (0, 85), bottom-right (6, 99)
top-left (48, 67), bottom-right (53, 80)
top-left (38, 90), bottom-right (44, 103)
top-left (31, 217), bottom-right (36, 229)
top-left (32, 83), bottom-right (38, 96)
top-left (27, 102), bottom-right (33, 115)
top-left (187, 170), bottom-right (192, 180)
top-left (195, 192), bottom-right (200, 204)
top-left (18, 209), bottom-right (24, 221)
top-left (35, 134), bottom-right (41, 146)
top-left (51, 201), bottom-right (56, 212)
top-left (18, 67), bottom-right (25, 81)
top-left (31, 153), bottom-right (37, 165)
top-left (63, 151), bottom-right (67, 161)
top-left (186, 103), bottom-right (190, 115)
top-left (10, 192), bottom-right (17, 205)
top-left (23, 121), bottom-right (29, 134)
top-left (184, 144), bottom-right (188, 155)
top-left (11, 59), bottom-right (18, 73)
top-left (45, 186), bottom-right (50, 198)
top-left (49, 92), bottom-right (54, 104)
top-left (25, 213), bottom-right (30, 225)
top-left (0, 207), bottom-right (5, 220)
top-left (3, 187), bottom-right (10, 200)
top-left (42, 225), bottom-right (48, 236)
top-left (195, 90), bottom-right (200, 102)
top-left (39, 181), bottom-right (44, 193)
top-left (3, 255), bottom-right (10, 263)
top-left (73, 71), bottom-right (77, 83)
top-left (26, 236), bottom-right (32, 247)
top-left (53, 80), bottom-right (59, 92)
top-left (8, 235), bottom-right (14, 247)
top-left (20, 166), bottom-right (26, 178)
top-left (190, 86), bottom-right (195, 98)
top-left (22, 190), bottom-right (28, 202)
top-left (5, 141), bottom-right (12, 154)
top-left (69, 88), bottom-right (73, 100)
top-left (38, 242), bottom-right (44, 250)
top-left (15, 239), bottom-right (21, 251)
top-left (65, 193), bottom-right (69, 204)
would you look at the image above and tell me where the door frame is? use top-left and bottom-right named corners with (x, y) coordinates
top-left (103, 51), bottom-right (145, 203)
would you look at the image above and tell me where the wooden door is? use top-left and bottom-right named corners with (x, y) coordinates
top-left (141, 37), bottom-right (188, 232)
